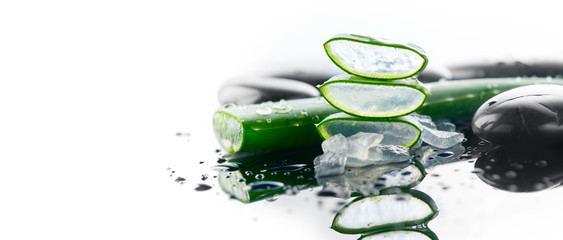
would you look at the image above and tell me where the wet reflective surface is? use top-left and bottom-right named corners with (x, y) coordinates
top-left (6, 2), bottom-right (563, 239)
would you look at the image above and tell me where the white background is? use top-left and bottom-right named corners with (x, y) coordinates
top-left (2, 1), bottom-right (563, 239)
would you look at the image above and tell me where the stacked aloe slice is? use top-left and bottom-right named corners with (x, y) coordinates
top-left (317, 34), bottom-right (431, 147)
top-left (317, 34), bottom-right (439, 239)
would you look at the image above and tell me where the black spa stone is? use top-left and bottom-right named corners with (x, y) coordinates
top-left (471, 84), bottom-right (563, 146)
top-left (218, 76), bottom-right (321, 105)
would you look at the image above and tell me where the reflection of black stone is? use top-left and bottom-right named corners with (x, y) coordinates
top-left (218, 76), bottom-right (320, 105)
top-left (472, 85), bottom-right (563, 147)
top-left (474, 146), bottom-right (563, 192)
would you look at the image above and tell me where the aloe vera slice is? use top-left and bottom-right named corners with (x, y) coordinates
top-left (324, 34), bottom-right (428, 79)
top-left (332, 190), bottom-right (438, 234)
top-left (359, 228), bottom-right (439, 240)
top-left (319, 74), bottom-right (430, 118)
top-left (316, 112), bottom-right (422, 147)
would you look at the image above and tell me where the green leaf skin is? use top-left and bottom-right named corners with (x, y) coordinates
top-left (214, 77), bottom-right (563, 153)
top-left (319, 74), bottom-right (430, 118)
top-left (324, 34), bottom-right (428, 80)
top-left (417, 77), bottom-right (563, 121)
top-left (213, 97), bottom-right (338, 152)
top-left (358, 228), bottom-right (439, 240)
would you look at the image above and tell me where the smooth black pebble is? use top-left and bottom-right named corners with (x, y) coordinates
top-left (472, 84), bottom-right (563, 146)
top-left (218, 76), bottom-right (320, 105)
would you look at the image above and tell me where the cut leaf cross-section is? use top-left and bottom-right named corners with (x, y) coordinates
top-left (324, 34), bottom-right (428, 80)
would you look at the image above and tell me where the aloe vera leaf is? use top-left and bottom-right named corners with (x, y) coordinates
top-left (417, 77), bottom-right (563, 121)
top-left (214, 77), bottom-right (563, 153)
top-left (324, 34), bottom-right (428, 80)
top-left (213, 97), bottom-right (337, 152)
top-left (319, 74), bottom-right (430, 118)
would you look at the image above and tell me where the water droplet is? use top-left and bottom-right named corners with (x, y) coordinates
top-left (317, 190), bottom-right (337, 197)
top-left (201, 174), bottom-right (208, 181)
top-left (237, 178), bottom-right (246, 182)
top-left (510, 162), bottom-right (524, 169)
top-left (195, 184), bottom-right (212, 191)
top-left (507, 184), bottom-right (519, 191)
top-left (491, 174), bottom-right (502, 180)
top-left (401, 171), bottom-right (412, 176)
top-left (244, 170), bottom-right (253, 176)
top-left (283, 172), bottom-right (290, 176)
top-left (504, 171), bottom-right (517, 179)
top-left (217, 158), bottom-right (226, 163)
top-left (255, 173), bottom-right (265, 180)
top-left (174, 177), bottom-right (186, 184)
top-left (266, 118), bottom-right (272, 123)
top-left (256, 107), bottom-right (273, 115)
top-left (535, 160), bottom-right (548, 167)
top-left (374, 183), bottom-right (386, 188)
top-left (437, 151), bottom-right (454, 158)
top-left (296, 175), bottom-right (304, 180)
top-left (211, 165), bottom-right (240, 172)
top-left (313, 115), bottom-right (320, 122)
top-left (261, 164), bottom-right (307, 173)
top-left (300, 109), bottom-right (309, 116)
top-left (246, 181), bottom-right (284, 191)
top-left (533, 183), bottom-right (547, 190)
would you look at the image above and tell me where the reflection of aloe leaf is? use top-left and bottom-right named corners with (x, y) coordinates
top-left (217, 146), bottom-right (321, 203)
top-left (359, 228), bottom-right (439, 240)
top-left (331, 189), bottom-right (438, 234)
top-left (474, 146), bottom-right (563, 192)
top-left (317, 160), bottom-right (427, 198)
